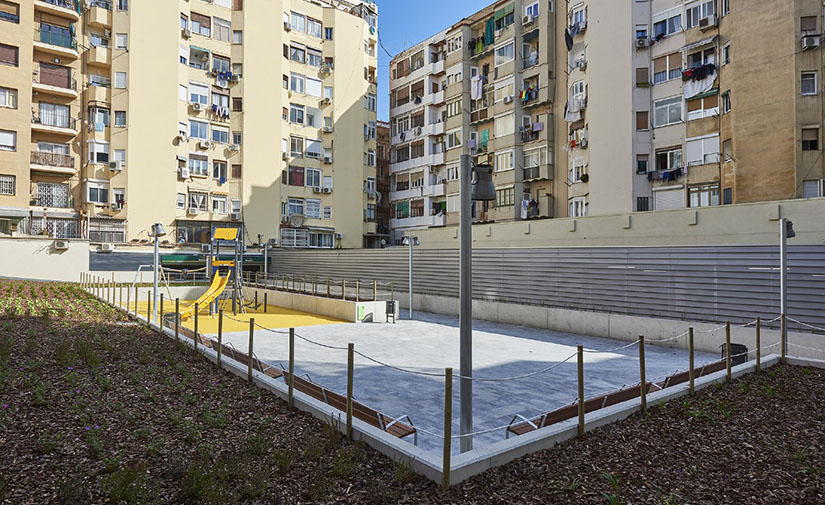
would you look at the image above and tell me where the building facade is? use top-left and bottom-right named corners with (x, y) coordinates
top-left (374, 119), bottom-right (390, 245)
top-left (388, 0), bottom-right (824, 240)
top-left (0, 0), bottom-right (378, 249)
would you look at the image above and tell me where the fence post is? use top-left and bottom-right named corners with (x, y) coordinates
top-left (356, 280), bottom-right (360, 302)
top-left (688, 327), bottom-right (695, 395)
top-left (133, 285), bottom-right (138, 316)
top-left (755, 317), bottom-right (761, 372)
top-left (263, 292), bottom-right (267, 313)
top-left (327, 278), bottom-right (330, 297)
top-left (442, 367), bottom-right (453, 492)
top-left (374, 280), bottom-right (378, 301)
top-left (342, 279), bottom-right (346, 300)
top-left (119, 285), bottom-right (123, 309)
top-left (247, 318), bottom-right (255, 383)
top-left (160, 294), bottom-right (164, 326)
top-left (175, 298), bottom-right (180, 341)
top-left (391, 281), bottom-right (394, 301)
top-left (639, 336), bottom-right (647, 414)
top-left (217, 310), bottom-right (223, 368)
top-left (288, 328), bottom-right (295, 408)
top-left (725, 321), bottom-right (731, 383)
top-left (126, 286), bottom-right (131, 317)
top-left (347, 343), bottom-right (354, 441)
top-left (147, 290), bottom-right (151, 325)
top-left (780, 313), bottom-right (787, 364)
top-left (313, 277), bottom-right (316, 296)
top-left (577, 345), bottom-right (584, 438)
top-left (254, 290), bottom-right (258, 309)
top-left (194, 303), bottom-right (199, 354)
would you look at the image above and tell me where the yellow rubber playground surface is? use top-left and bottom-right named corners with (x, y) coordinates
top-left (119, 300), bottom-right (345, 334)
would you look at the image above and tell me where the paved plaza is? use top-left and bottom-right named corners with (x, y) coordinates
top-left (214, 310), bottom-right (716, 453)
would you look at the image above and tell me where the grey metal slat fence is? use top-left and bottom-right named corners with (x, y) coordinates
top-left (266, 245), bottom-right (825, 330)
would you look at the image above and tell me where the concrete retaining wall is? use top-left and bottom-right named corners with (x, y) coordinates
top-left (242, 287), bottom-right (400, 323)
top-left (0, 237), bottom-right (89, 281)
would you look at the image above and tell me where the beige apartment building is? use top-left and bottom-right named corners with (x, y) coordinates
top-left (388, 0), bottom-right (824, 241)
top-left (0, 0), bottom-right (378, 249)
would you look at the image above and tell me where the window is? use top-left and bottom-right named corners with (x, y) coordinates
top-left (232, 30), bottom-right (243, 44)
top-left (568, 157), bottom-right (586, 183)
top-left (447, 34), bottom-right (463, 54)
top-left (309, 232), bottom-right (333, 248)
top-left (181, 13), bottom-right (188, 29)
top-left (90, 107), bottom-right (110, 131)
top-left (214, 17), bottom-right (230, 42)
top-left (495, 113), bottom-right (515, 137)
top-left (306, 168), bottom-right (321, 188)
top-left (212, 125), bottom-right (229, 144)
top-left (212, 160), bottom-right (227, 180)
top-left (233, 0), bottom-right (243, 10)
top-left (525, 1), bottom-right (540, 17)
top-left (36, 182), bottom-right (69, 208)
top-left (366, 149), bottom-right (376, 166)
top-left (366, 121), bottom-right (376, 140)
top-left (722, 138), bottom-right (732, 161)
top-left (723, 187), bottom-right (732, 205)
top-left (290, 73), bottom-right (305, 93)
top-left (496, 187), bottom-right (515, 207)
top-left (0, 129), bottom-right (14, 152)
top-left (177, 193), bottom-right (186, 209)
top-left (636, 154), bottom-right (649, 174)
top-left (494, 78), bottom-right (514, 103)
top-left (307, 18), bottom-right (322, 38)
top-left (231, 164), bottom-right (242, 179)
top-left (652, 7), bottom-right (682, 38)
top-left (636, 67), bottom-right (649, 86)
top-left (568, 197), bottom-right (588, 217)
top-left (290, 11), bottom-right (306, 32)
top-left (87, 183), bottom-right (109, 204)
top-left (189, 120), bottom-right (208, 139)
top-left (290, 45), bottom-right (305, 63)
top-left (190, 82), bottom-right (209, 104)
top-left (495, 41), bottom-right (514, 66)
top-left (232, 132), bottom-right (242, 145)
top-left (114, 72), bottom-right (127, 89)
top-left (446, 129), bottom-right (462, 150)
top-left (281, 228), bottom-right (308, 248)
top-left (802, 180), bottom-right (823, 198)
top-left (287, 198), bottom-right (304, 216)
top-left (686, 134), bottom-right (719, 165)
top-left (289, 166), bottom-right (304, 187)
top-left (686, 0), bottom-right (714, 29)
top-left (636, 24), bottom-right (648, 39)
top-left (113, 149), bottom-right (125, 166)
top-left (305, 199), bottom-right (321, 218)
top-left (688, 184), bottom-right (720, 208)
top-left (721, 43), bottom-right (730, 66)
top-left (802, 72), bottom-right (818, 96)
top-left (570, 80), bottom-right (586, 101)
top-left (324, 87), bottom-right (333, 100)
top-left (325, 27), bottom-right (333, 40)
top-left (636, 111), bottom-right (649, 131)
top-left (365, 93), bottom-right (376, 112)
top-left (0, 87), bottom-right (17, 109)
top-left (721, 0), bottom-right (729, 16)
top-left (290, 136), bottom-right (303, 157)
top-left (446, 193), bottom-right (459, 213)
top-left (446, 164), bottom-right (459, 181)
top-left (656, 147), bottom-right (682, 171)
top-left (802, 128), bottom-right (819, 151)
top-left (111, 110), bottom-right (125, 128)
top-left (570, 5), bottom-right (586, 28)
top-left (688, 49), bottom-right (715, 69)
top-left (523, 147), bottom-right (548, 170)
top-left (801, 16), bottom-right (818, 35)
top-left (721, 91), bottom-right (731, 113)
top-left (306, 139), bottom-right (322, 159)
top-left (87, 140), bottom-right (109, 163)
top-left (115, 33), bottom-right (128, 49)
top-left (90, 74), bottom-right (110, 87)
top-left (289, 104), bottom-right (304, 124)
top-left (231, 199), bottom-right (241, 215)
top-left (0, 1), bottom-right (19, 24)
top-left (188, 191), bottom-right (208, 212)
top-left (232, 63), bottom-right (243, 76)
top-left (212, 194), bottom-right (227, 214)
top-left (191, 12), bottom-right (211, 37)
top-left (636, 197), bottom-right (650, 212)
top-left (653, 53), bottom-right (682, 83)
top-left (117, 0), bottom-right (128, 10)
top-left (687, 93), bottom-right (719, 120)
top-left (495, 150), bottom-right (513, 172)
top-left (653, 96), bottom-right (682, 127)
top-left (232, 97), bottom-right (243, 112)
top-left (188, 154), bottom-right (209, 176)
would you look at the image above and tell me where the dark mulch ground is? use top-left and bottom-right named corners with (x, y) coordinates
top-left (1, 280), bottom-right (823, 504)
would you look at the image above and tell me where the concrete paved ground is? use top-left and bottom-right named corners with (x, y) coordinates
top-left (214, 310), bottom-right (716, 454)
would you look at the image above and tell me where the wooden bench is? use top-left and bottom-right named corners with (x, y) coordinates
top-left (281, 372), bottom-right (417, 444)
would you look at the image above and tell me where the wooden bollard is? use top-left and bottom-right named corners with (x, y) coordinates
top-left (175, 298), bottom-right (180, 341)
top-left (327, 278), bottom-right (330, 297)
top-left (780, 313), bottom-right (787, 364)
top-left (374, 280), bottom-right (378, 301)
top-left (342, 279), bottom-right (346, 300)
top-left (263, 292), bottom-right (267, 313)
top-left (639, 336), bottom-right (647, 414)
top-left (347, 343), bottom-right (354, 440)
top-left (288, 328), bottom-right (295, 408)
top-left (160, 294), bottom-right (164, 326)
top-left (755, 317), bottom-right (761, 372)
top-left (126, 286), bottom-right (131, 316)
top-left (356, 280), bottom-right (360, 302)
top-left (688, 328), bottom-right (695, 395)
top-left (119, 285), bottom-right (123, 309)
top-left (247, 318), bottom-right (255, 383)
top-left (133, 285), bottom-right (138, 315)
top-left (725, 321), bottom-right (731, 383)
top-left (254, 290), bottom-right (258, 309)
top-left (577, 345), bottom-right (585, 438)
top-left (313, 277), bottom-right (316, 295)
top-left (217, 310), bottom-right (223, 368)
top-left (442, 367), bottom-right (453, 492)
top-left (194, 303), bottom-right (199, 353)
top-left (147, 290), bottom-right (151, 325)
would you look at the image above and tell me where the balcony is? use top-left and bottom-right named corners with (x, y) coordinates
top-left (34, 0), bottom-right (80, 21)
top-left (34, 28), bottom-right (79, 59)
top-left (524, 195), bottom-right (554, 219)
top-left (31, 113), bottom-right (78, 136)
top-left (30, 151), bottom-right (76, 176)
top-left (522, 164), bottom-right (553, 182)
top-left (390, 151), bottom-right (445, 173)
top-left (522, 52), bottom-right (539, 70)
top-left (427, 182), bottom-right (445, 197)
top-left (391, 121), bottom-right (444, 145)
top-left (87, 45), bottom-right (110, 67)
top-left (86, 2), bottom-right (112, 28)
top-left (390, 214), bottom-right (442, 229)
top-left (32, 73), bottom-right (78, 99)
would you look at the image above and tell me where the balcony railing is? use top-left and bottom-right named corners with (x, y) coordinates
top-left (41, 0), bottom-right (77, 9)
top-left (35, 28), bottom-right (77, 50)
top-left (32, 112), bottom-right (76, 130)
top-left (31, 151), bottom-right (74, 168)
top-left (89, 0), bottom-right (112, 9)
top-left (523, 52), bottom-right (539, 69)
top-left (32, 72), bottom-right (77, 92)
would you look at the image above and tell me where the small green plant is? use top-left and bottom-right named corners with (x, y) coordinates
top-left (240, 468), bottom-right (268, 499)
top-left (716, 400), bottom-right (732, 420)
top-left (602, 472), bottom-right (621, 492)
top-left (393, 457), bottom-right (417, 484)
top-left (794, 446), bottom-right (812, 462)
top-left (548, 477), bottom-right (582, 495)
top-left (243, 433), bottom-right (270, 458)
top-left (84, 429), bottom-right (105, 459)
top-left (331, 448), bottom-right (356, 478)
top-left (307, 479), bottom-right (329, 501)
top-left (181, 464), bottom-right (216, 501)
top-left (56, 477), bottom-right (90, 505)
top-left (739, 382), bottom-right (750, 394)
top-left (273, 448), bottom-right (294, 476)
top-left (35, 430), bottom-right (63, 454)
top-left (102, 465), bottom-right (150, 505)
top-left (764, 385), bottom-right (776, 398)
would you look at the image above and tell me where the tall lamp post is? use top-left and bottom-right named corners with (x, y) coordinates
top-left (779, 217), bottom-right (795, 355)
top-left (402, 235), bottom-right (419, 319)
top-left (150, 222), bottom-right (167, 323)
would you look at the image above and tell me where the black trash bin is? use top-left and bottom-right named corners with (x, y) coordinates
top-left (720, 343), bottom-right (749, 366)
top-left (386, 300), bottom-right (396, 324)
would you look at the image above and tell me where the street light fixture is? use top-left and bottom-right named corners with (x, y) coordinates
top-left (401, 235), bottom-right (419, 319)
top-left (150, 222), bottom-right (167, 324)
top-left (780, 218), bottom-right (795, 354)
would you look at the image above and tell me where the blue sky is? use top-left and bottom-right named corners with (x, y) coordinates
top-left (375, 0), bottom-right (482, 121)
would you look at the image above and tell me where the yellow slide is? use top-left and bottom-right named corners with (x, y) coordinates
top-left (180, 273), bottom-right (229, 320)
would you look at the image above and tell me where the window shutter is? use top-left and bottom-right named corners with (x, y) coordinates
top-left (802, 180), bottom-right (819, 198)
top-left (636, 67), bottom-right (649, 85)
top-left (283, 44), bottom-right (288, 58)
top-left (0, 43), bottom-right (18, 65)
top-left (801, 16), bottom-right (817, 32)
top-left (653, 56), bottom-right (666, 74)
top-left (636, 111), bottom-right (648, 130)
top-left (233, 0), bottom-right (243, 10)
top-left (686, 139), bottom-right (702, 164)
top-left (802, 128), bottom-right (819, 141)
top-left (668, 52), bottom-right (681, 69)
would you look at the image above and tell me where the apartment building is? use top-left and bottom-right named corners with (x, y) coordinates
top-left (0, 0), bottom-right (378, 249)
top-left (374, 119), bottom-right (390, 244)
top-left (389, 0), bottom-right (824, 238)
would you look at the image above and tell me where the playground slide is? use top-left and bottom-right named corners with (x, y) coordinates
top-left (179, 274), bottom-right (229, 320)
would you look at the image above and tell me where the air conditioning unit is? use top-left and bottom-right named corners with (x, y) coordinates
top-left (320, 64), bottom-right (332, 74)
top-left (182, 28), bottom-right (191, 38)
top-left (284, 21), bottom-right (291, 31)
top-left (323, 157), bottom-right (333, 164)
top-left (179, 166), bottom-right (190, 179)
top-left (190, 102), bottom-right (203, 112)
top-left (323, 126), bottom-right (334, 133)
top-left (802, 36), bottom-right (821, 50)
top-left (108, 160), bottom-right (123, 171)
top-left (281, 215), bottom-right (290, 223)
top-left (229, 143), bottom-right (240, 151)
top-left (312, 186), bottom-right (322, 193)
top-left (101, 243), bottom-right (116, 252)
top-left (230, 212), bottom-right (241, 220)
top-left (699, 14), bottom-right (717, 30)
top-left (580, 138), bottom-right (589, 148)
top-left (104, 28), bottom-right (111, 37)
top-left (201, 243), bottom-right (211, 253)
top-left (230, 74), bottom-right (240, 83)
top-left (323, 187), bottom-right (332, 193)
top-left (110, 202), bottom-right (121, 210)
top-left (523, 14), bottom-right (534, 25)
top-left (54, 240), bottom-right (69, 250)
top-left (503, 95), bottom-right (513, 104)
top-left (321, 97), bottom-right (332, 106)
top-left (188, 207), bottom-right (201, 215)
top-left (576, 58), bottom-right (587, 70)
top-left (282, 152), bottom-right (289, 160)
top-left (268, 238), bottom-right (278, 246)
top-left (415, 127), bottom-right (422, 136)
top-left (199, 140), bottom-right (212, 149)
top-left (635, 37), bottom-right (650, 48)
top-left (368, 190), bottom-right (376, 199)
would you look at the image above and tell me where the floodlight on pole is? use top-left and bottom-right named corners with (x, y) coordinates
top-left (402, 235), bottom-right (419, 319)
top-left (151, 223), bottom-right (167, 323)
top-left (779, 218), bottom-right (795, 355)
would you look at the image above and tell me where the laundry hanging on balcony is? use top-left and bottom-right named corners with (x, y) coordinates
top-left (471, 74), bottom-right (483, 100)
top-left (564, 102), bottom-right (581, 123)
top-left (684, 68), bottom-right (717, 99)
